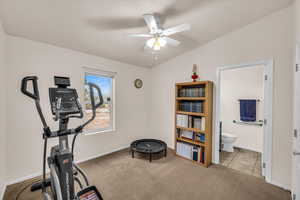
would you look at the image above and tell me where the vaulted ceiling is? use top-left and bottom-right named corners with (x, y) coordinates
top-left (0, 0), bottom-right (293, 67)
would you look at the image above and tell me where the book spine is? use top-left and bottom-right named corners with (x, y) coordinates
top-left (199, 147), bottom-right (203, 163)
top-left (192, 147), bottom-right (198, 161)
top-left (198, 147), bottom-right (201, 162)
top-left (201, 117), bottom-right (205, 131)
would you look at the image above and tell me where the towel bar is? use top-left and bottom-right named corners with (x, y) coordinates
top-left (233, 120), bottom-right (263, 126)
top-left (238, 99), bottom-right (260, 102)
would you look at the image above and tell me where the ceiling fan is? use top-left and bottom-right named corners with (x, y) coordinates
top-left (129, 14), bottom-right (191, 51)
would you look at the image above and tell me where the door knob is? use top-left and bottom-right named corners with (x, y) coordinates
top-left (293, 151), bottom-right (300, 156)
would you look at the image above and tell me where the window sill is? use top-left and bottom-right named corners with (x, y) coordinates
top-left (83, 129), bottom-right (116, 135)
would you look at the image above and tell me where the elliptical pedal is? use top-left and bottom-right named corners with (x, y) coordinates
top-left (77, 186), bottom-right (103, 200)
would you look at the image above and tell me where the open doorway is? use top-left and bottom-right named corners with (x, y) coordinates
top-left (215, 60), bottom-right (273, 182)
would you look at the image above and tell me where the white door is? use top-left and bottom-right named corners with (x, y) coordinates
top-left (292, 43), bottom-right (300, 200)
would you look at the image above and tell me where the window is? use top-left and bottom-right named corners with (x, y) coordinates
top-left (84, 71), bottom-right (115, 133)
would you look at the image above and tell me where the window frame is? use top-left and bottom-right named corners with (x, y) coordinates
top-left (83, 68), bottom-right (116, 135)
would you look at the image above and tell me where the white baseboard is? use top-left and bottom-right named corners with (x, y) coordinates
top-left (6, 145), bottom-right (129, 186)
top-left (6, 171), bottom-right (44, 186)
top-left (167, 145), bottom-right (174, 150)
top-left (270, 180), bottom-right (291, 191)
top-left (75, 145), bottom-right (129, 164)
top-left (0, 183), bottom-right (7, 200)
top-left (233, 145), bottom-right (262, 153)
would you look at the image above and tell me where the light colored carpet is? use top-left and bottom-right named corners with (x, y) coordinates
top-left (4, 149), bottom-right (290, 200)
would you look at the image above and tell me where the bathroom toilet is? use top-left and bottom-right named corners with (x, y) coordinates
top-left (222, 133), bottom-right (237, 152)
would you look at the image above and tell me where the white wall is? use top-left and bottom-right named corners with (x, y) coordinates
top-left (150, 6), bottom-right (293, 188)
top-left (220, 65), bottom-right (264, 152)
top-left (0, 20), bottom-right (7, 197)
top-left (295, 0), bottom-right (300, 42)
top-left (5, 36), bottom-right (151, 182)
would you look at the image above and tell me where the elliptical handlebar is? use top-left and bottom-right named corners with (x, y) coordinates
top-left (21, 76), bottom-right (104, 137)
top-left (21, 76), bottom-right (40, 100)
top-left (75, 82), bottom-right (104, 133)
top-left (89, 82), bottom-right (104, 110)
top-left (21, 76), bottom-right (49, 130)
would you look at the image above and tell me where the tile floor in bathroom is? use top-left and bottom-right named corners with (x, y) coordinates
top-left (220, 147), bottom-right (262, 178)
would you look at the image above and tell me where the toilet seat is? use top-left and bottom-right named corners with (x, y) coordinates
top-left (222, 132), bottom-right (237, 138)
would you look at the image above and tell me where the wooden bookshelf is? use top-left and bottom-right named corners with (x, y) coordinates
top-left (175, 81), bottom-right (213, 167)
top-left (176, 137), bottom-right (206, 147)
top-left (176, 97), bottom-right (206, 101)
top-left (176, 126), bottom-right (205, 134)
top-left (176, 111), bottom-right (206, 117)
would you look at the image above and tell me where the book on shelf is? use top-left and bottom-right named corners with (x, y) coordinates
top-left (176, 114), bottom-right (205, 131)
top-left (176, 142), bottom-right (205, 163)
top-left (195, 133), bottom-right (205, 143)
top-left (181, 130), bottom-right (193, 140)
top-left (177, 129), bottom-right (206, 143)
top-left (176, 114), bottom-right (188, 128)
top-left (198, 147), bottom-right (204, 163)
top-left (178, 87), bottom-right (205, 97)
top-left (198, 146), bottom-right (205, 163)
top-left (193, 117), bottom-right (205, 131)
top-left (179, 102), bottom-right (203, 113)
top-left (202, 147), bottom-right (205, 162)
top-left (188, 116), bottom-right (192, 128)
top-left (193, 118), bottom-right (201, 129)
top-left (176, 142), bottom-right (193, 160)
top-left (192, 147), bottom-right (198, 161)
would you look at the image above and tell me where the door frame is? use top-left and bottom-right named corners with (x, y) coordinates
top-left (214, 60), bottom-right (273, 183)
top-left (292, 42), bottom-right (300, 198)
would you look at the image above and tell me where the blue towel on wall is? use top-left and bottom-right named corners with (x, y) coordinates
top-left (240, 99), bottom-right (256, 122)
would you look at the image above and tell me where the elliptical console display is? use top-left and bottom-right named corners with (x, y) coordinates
top-left (21, 76), bottom-right (104, 200)
top-left (49, 76), bottom-right (82, 116)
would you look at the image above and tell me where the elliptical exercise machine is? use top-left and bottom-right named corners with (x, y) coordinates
top-left (21, 76), bottom-right (104, 200)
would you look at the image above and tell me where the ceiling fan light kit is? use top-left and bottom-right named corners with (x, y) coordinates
top-left (129, 14), bottom-right (191, 52)
top-left (146, 37), bottom-right (167, 51)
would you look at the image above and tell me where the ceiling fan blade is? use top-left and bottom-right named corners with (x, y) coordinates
top-left (86, 17), bottom-right (145, 30)
top-left (143, 14), bottom-right (159, 33)
top-left (164, 37), bottom-right (181, 47)
top-left (162, 24), bottom-right (191, 36)
top-left (128, 34), bottom-right (153, 38)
